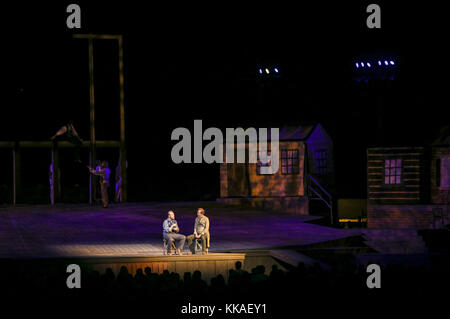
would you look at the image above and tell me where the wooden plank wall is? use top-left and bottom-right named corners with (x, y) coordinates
top-left (223, 141), bottom-right (306, 198)
top-left (367, 147), bottom-right (425, 205)
top-left (80, 254), bottom-right (246, 284)
top-left (431, 146), bottom-right (450, 204)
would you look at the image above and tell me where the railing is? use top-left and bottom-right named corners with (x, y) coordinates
top-left (308, 174), bottom-right (333, 224)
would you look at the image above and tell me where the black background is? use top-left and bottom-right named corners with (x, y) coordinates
top-left (1, 1), bottom-right (449, 202)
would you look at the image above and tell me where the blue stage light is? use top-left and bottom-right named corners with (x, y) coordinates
top-left (259, 69), bottom-right (263, 74)
top-left (390, 61), bottom-right (395, 65)
top-left (274, 68), bottom-right (279, 73)
top-left (356, 63), bottom-right (359, 68)
top-left (367, 62), bottom-right (371, 67)
top-left (384, 60), bottom-right (388, 65)
top-left (361, 62), bottom-right (365, 67)
top-left (378, 61), bottom-right (381, 66)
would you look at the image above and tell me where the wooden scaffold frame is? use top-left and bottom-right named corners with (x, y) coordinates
top-left (0, 34), bottom-right (127, 205)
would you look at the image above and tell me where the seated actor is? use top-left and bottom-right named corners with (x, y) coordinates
top-left (163, 210), bottom-right (186, 255)
top-left (187, 208), bottom-right (210, 254)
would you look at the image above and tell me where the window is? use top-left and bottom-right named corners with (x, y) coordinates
top-left (281, 149), bottom-right (299, 175)
top-left (385, 159), bottom-right (402, 184)
top-left (257, 151), bottom-right (273, 175)
top-left (314, 150), bottom-right (328, 175)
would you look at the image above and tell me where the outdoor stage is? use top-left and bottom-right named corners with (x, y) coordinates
top-left (0, 202), bottom-right (361, 279)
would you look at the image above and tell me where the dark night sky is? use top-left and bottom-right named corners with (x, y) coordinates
top-left (1, 1), bottom-right (449, 202)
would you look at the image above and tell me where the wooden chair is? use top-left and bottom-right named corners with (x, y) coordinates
top-left (163, 238), bottom-right (177, 255)
top-left (193, 237), bottom-right (204, 254)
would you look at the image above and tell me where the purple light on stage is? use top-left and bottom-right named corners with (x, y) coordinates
top-left (384, 60), bottom-right (388, 65)
top-left (361, 62), bottom-right (365, 67)
top-left (390, 61), bottom-right (395, 65)
top-left (259, 69), bottom-right (263, 74)
top-left (378, 61), bottom-right (381, 66)
top-left (274, 68), bottom-right (279, 73)
top-left (356, 63), bottom-right (359, 68)
top-left (367, 62), bottom-right (371, 67)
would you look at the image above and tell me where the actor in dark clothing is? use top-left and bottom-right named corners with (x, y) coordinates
top-left (88, 161), bottom-right (110, 208)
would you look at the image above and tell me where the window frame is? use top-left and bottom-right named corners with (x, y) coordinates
top-left (281, 149), bottom-right (300, 175)
top-left (384, 158), bottom-right (403, 185)
top-left (314, 149), bottom-right (328, 176)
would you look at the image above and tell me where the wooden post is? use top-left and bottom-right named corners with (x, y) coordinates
top-left (53, 142), bottom-right (61, 202)
top-left (13, 143), bottom-right (21, 204)
top-left (50, 147), bottom-right (55, 205)
top-left (118, 36), bottom-right (127, 202)
top-left (12, 149), bottom-right (16, 205)
top-left (73, 34), bottom-right (125, 203)
top-left (88, 38), bottom-right (96, 205)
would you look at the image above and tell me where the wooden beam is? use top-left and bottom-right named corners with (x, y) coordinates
top-left (53, 144), bottom-right (61, 202)
top-left (12, 149), bottom-right (16, 205)
top-left (88, 38), bottom-right (96, 205)
top-left (0, 141), bottom-right (121, 148)
top-left (50, 148), bottom-right (55, 205)
top-left (0, 141), bottom-right (14, 148)
top-left (73, 34), bottom-right (122, 40)
top-left (71, 34), bottom-right (127, 203)
top-left (13, 144), bottom-right (21, 204)
top-left (118, 36), bottom-right (127, 202)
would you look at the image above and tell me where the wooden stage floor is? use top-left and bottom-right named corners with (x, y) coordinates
top-left (0, 202), bottom-right (360, 259)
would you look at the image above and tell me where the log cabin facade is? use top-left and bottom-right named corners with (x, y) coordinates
top-left (367, 127), bottom-right (450, 229)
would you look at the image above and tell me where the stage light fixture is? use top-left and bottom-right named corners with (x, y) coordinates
top-left (352, 54), bottom-right (398, 82)
top-left (257, 65), bottom-right (281, 79)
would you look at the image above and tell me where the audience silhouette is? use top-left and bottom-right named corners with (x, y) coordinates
top-left (0, 256), bottom-right (448, 312)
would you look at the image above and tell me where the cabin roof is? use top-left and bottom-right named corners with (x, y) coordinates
top-left (278, 124), bottom-right (317, 141)
top-left (432, 126), bottom-right (450, 145)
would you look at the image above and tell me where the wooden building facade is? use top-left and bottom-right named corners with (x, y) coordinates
top-left (367, 147), bottom-right (427, 205)
top-left (367, 127), bottom-right (450, 229)
top-left (218, 124), bottom-right (334, 215)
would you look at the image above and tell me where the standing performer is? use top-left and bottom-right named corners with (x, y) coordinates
top-left (88, 161), bottom-right (110, 208)
top-left (51, 121), bottom-right (83, 162)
